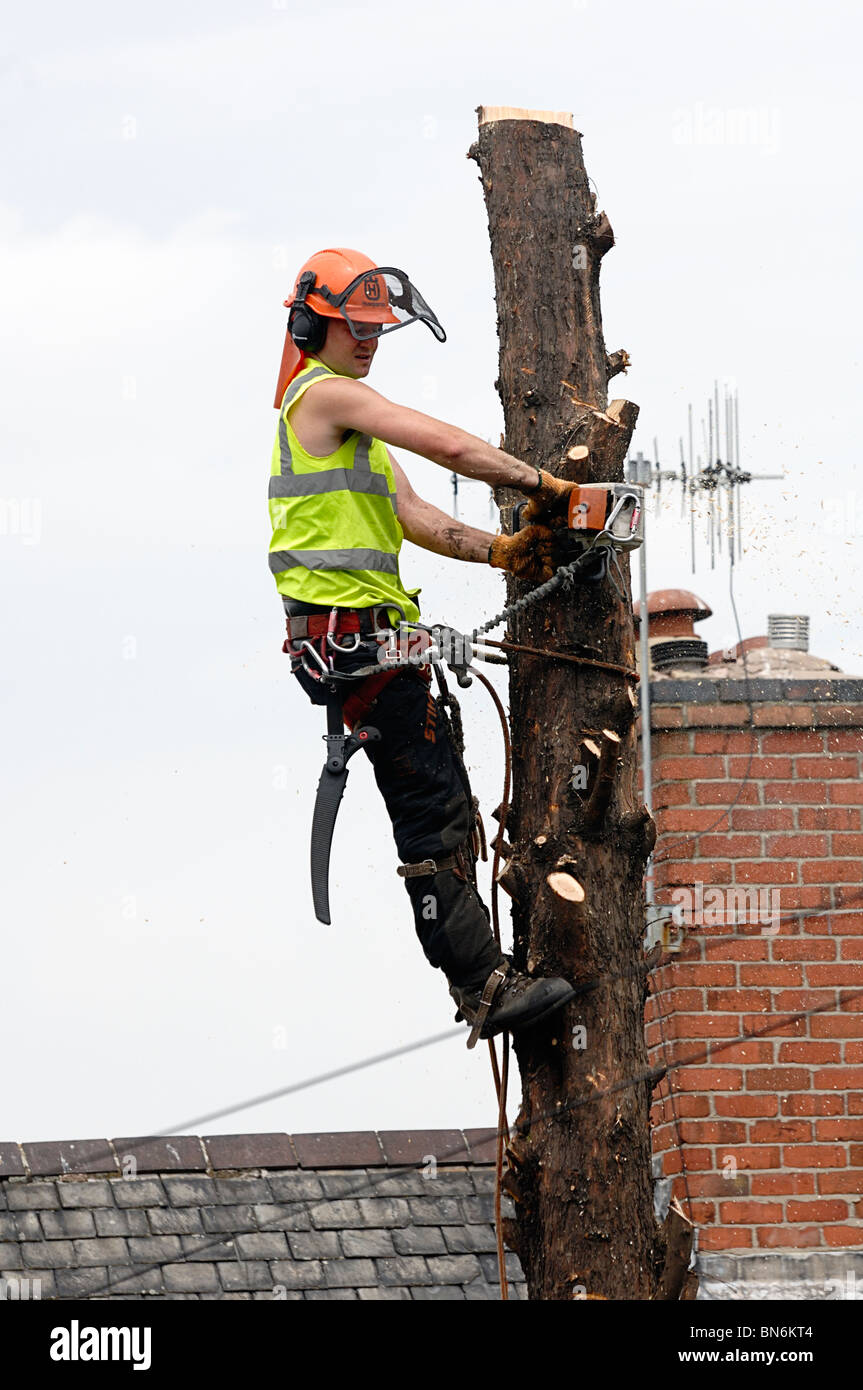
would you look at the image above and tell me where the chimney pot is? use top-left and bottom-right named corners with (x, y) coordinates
top-left (768, 615), bottom-right (810, 652)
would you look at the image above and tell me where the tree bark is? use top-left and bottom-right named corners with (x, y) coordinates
top-left (470, 107), bottom-right (663, 1300)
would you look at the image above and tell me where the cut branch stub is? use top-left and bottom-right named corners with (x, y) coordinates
top-left (562, 443), bottom-right (591, 484)
top-left (500, 1217), bottom-right (522, 1259)
top-left (546, 870), bottom-right (586, 904)
top-left (586, 210), bottom-right (614, 257)
top-left (612, 679), bottom-right (640, 731)
top-left (496, 857), bottom-right (524, 900)
top-left (620, 803), bottom-right (657, 859)
top-left (606, 349), bottom-right (630, 382)
top-left (561, 398), bottom-right (639, 481)
top-left (500, 1168), bottom-right (525, 1204)
top-left (573, 729), bottom-right (621, 832)
top-left (643, 941), bottom-right (664, 976)
top-left (546, 856), bottom-right (586, 923)
top-left (653, 1199), bottom-right (697, 1301)
top-left (565, 444), bottom-right (590, 465)
top-left (488, 827), bottom-right (513, 857)
top-left (505, 1133), bottom-right (531, 1169)
top-left (571, 736), bottom-right (601, 796)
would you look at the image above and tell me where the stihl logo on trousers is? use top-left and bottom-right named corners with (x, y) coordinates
top-left (424, 692), bottom-right (437, 742)
top-left (50, 1320), bottom-right (151, 1371)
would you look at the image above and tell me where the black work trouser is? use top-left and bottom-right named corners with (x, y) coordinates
top-left (287, 618), bottom-right (506, 990)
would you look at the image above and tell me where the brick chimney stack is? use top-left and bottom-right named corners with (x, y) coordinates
top-left (640, 591), bottom-right (863, 1296)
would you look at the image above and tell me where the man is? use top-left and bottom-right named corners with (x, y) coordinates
top-left (269, 247), bottom-right (580, 1046)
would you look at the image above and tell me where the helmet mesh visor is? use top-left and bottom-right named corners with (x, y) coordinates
top-left (335, 269), bottom-right (446, 342)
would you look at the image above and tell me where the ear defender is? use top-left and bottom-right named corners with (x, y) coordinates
top-left (288, 304), bottom-right (327, 352)
top-left (288, 270), bottom-right (328, 352)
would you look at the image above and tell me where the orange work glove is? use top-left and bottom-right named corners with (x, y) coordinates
top-left (519, 450), bottom-right (589, 526)
top-left (488, 524), bottom-right (560, 584)
top-left (520, 469), bottom-right (579, 527)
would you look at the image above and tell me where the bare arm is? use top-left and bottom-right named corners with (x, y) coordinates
top-left (389, 452), bottom-right (494, 563)
top-left (303, 376), bottom-right (541, 494)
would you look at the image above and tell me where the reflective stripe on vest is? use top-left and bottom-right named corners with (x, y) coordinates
top-left (269, 468), bottom-right (398, 507)
top-left (269, 431), bottom-right (398, 512)
top-left (273, 377), bottom-right (398, 510)
top-left (268, 547), bottom-right (400, 575)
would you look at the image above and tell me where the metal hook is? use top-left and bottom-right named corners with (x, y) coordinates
top-left (296, 639), bottom-right (333, 678)
top-left (327, 629), bottom-right (362, 653)
top-left (325, 608), bottom-right (362, 654)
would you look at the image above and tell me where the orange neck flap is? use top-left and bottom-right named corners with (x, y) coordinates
top-left (273, 330), bottom-right (305, 409)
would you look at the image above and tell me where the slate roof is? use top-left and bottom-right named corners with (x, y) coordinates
top-left (0, 1131), bottom-right (526, 1300)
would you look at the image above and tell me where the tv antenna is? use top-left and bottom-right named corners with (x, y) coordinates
top-left (625, 384), bottom-right (782, 912)
top-left (626, 385), bottom-right (782, 573)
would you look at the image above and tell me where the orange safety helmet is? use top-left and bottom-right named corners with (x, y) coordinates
top-left (273, 247), bottom-right (445, 407)
top-left (287, 248), bottom-right (400, 325)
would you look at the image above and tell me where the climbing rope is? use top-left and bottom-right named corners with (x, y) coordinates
top-left (426, 527), bottom-right (640, 1299)
top-left (471, 667), bottom-right (514, 1303)
top-left (433, 663), bottom-right (513, 1301)
top-left (429, 535), bottom-right (624, 1301)
top-left (471, 539), bottom-right (605, 640)
top-left (480, 636), bottom-right (638, 683)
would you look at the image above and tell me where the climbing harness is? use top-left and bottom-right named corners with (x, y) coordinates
top-left (289, 605), bottom-right (489, 925)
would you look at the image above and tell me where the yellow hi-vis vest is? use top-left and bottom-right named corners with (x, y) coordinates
top-left (268, 356), bottom-right (421, 622)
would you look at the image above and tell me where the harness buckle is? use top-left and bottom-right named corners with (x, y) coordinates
top-left (396, 855), bottom-right (457, 879)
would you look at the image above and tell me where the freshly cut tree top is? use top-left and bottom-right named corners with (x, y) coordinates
top-left (477, 106), bottom-right (574, 128)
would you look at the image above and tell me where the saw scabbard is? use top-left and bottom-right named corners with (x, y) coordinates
top-left (310, 686), bottom-right (381, 925)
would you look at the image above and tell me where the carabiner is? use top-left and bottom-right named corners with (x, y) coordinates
top-left (325, 608), bottom-right (362, 654)
top-left (296, 638), bottom-right (332, 679)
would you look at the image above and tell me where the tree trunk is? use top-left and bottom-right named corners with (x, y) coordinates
top-left (470, 107), bottom-right (669, 1300)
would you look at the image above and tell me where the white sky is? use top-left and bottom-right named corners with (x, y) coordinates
top-left (2, 0), bottom-right (860, 1144)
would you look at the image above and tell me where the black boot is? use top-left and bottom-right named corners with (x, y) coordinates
top-left (449, 961), bottom-right (576, 1049)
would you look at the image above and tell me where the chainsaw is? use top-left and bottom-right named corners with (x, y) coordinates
top-left (511, 479), bottom-right (644, 595)
top-left (513, 479), bottom-right (644, 547)
top-left (563, 480), bottom-right (644, 548)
